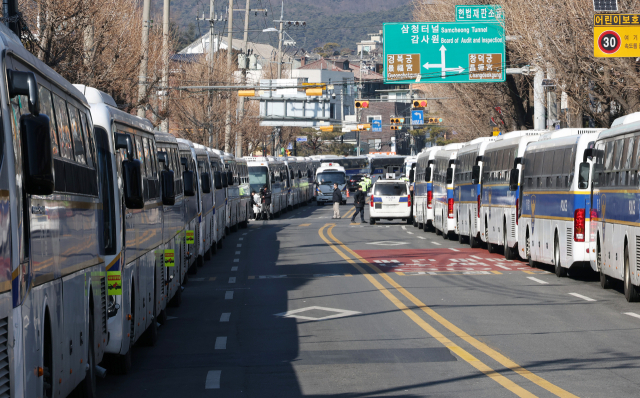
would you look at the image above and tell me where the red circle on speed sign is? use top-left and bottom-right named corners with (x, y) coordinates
top-left (598, 30), bottom-right (621, 54)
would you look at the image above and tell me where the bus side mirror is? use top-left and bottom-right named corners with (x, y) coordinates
top-left (471, 165), bottom-right (481, 184)
top-left (425, 167), bottom-right (432, 182)
top-left (161, 169), bottom-right (175, 205)
top-left (123, 159), bottom-right (144, 209)
top-left (21, 114), bottom-right (54, 195)
top-left (583, 148), bottom-right (596, 162)
top-left (509, 169), bottom-right (519, 191)
top-left (578, 162), bottom-right (590, 189)
top-left (201, 172), bottom-right (211, 193)
top-left (446, 167), bottom-right (453, 184)
top-left (221, 172), bottom-right (228, 188)
top-left (409, 169), bottom-right (415, 183)
top-left (227, 171), bottom-right (234, 186)
top-left (183, 170), bottom-right (195, 196)
top-left (157, 152), bottom-right (168, 170)
top-left (8, 70), bottom-right (40, 115)
top-left (180, 157), bottom-right (188, 167)
top-left (214, 171), bottom-right (223, 190)
top-left (115, 132), bottom-right (134, 160)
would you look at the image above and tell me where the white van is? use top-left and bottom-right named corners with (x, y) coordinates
top-left (369, 178), bottom-right (412, 225)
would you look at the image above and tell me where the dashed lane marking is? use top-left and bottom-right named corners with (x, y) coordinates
top-left (231, 266), bottom-right (238, 271)
top-left (527, 277), bottom-right (549, 285)
top-left (568, 292), bottom-right (596, 302)
top-left (225, 291), bottom-right (234, 299)
top-left (431, 242), bottom-right (441, 246)
top-left (418, 236), bottom-right (426, 239)
top-left (237, 244), bottom-right (242, 247)
top-left (299, 223), bottom-right (311, 226)
top-left (402, 226), bottom-right (407, 230)
top-left (624, 312), bottom-right (640, 320)
top-left (233, 259), bottom-right (239, 263)
top-left (407, 232), bottom-right (414, 235)
top-left (249, 273), bottom-right (351, 279)
top-left (228, 277), bottom-right (236, 283)
top-left (239, 238), bottom-right (244, 241)
top-left (215, 337), bottom-right (227, 349)
top-left (235, 251), bottom-right (241, 255)
top-left (242, 233), bottom-right (248, 236)
top-left (209, 277), bottom-right (216, 281)
top-left (205, 370), bottom-right (221, 389)
top-left (220, 313), bottom-right (230, 322)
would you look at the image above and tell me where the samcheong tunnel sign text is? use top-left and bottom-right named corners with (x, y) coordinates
top-left (383, 22), bottom-right (506, 84)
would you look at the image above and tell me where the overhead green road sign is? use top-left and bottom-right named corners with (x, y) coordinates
top-left (383, 22), bottom-right (506, 84)
top-left (456, 5), bottom-right (504, 22)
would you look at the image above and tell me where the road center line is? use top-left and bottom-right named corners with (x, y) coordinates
top-left (321, 223), bottom-right (579, 398)
top-left (526, 277), bottom-right (549, 285)
top-left (215, 337), bottom-right (227, 349)
top-left (205, 370), bottom-right (221, 389)
top-left (568, 292), bottom-right (596, 302)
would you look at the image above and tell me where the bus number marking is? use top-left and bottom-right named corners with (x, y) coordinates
top-left (560, 200), bottom-right (568, 212)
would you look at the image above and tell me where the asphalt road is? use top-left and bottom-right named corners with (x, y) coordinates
top-left (97, 199), bottom-right (640, 398)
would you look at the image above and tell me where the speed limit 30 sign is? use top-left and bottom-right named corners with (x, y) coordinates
top-left (594, 14), bottom-right (640, 57)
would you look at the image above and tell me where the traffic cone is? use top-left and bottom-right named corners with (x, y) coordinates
top-left (346, 189), bottom-right (350, 198)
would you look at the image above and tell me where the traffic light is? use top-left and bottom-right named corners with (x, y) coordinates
top-left (355, 100), bottom-right (369, 108)
top-left (428, 117), bottom-right (437, 124)
top-left (412, 100), bottom-right (428, 108)
top-left (286, 149), bottom-right (291, 156)
top-left (390, 117), bottom-right (405, 124)
top-left (391, 126), bottom-right (400, 130)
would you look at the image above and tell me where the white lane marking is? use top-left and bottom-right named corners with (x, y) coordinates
top-left (225, 291), bottom-right (234, 299)
top-left (494, 264), bottom-right (511, 270)
top-left (220, 313), bottom-right (231, 322)
top-left (624, 312), bottom-right (640, 320)
top-left (449, 248), bottom-right (460, 252)
top-left (527, 277), bottom-right (549, 285)
top-left (418, 236), bottom-right (426, 239)
top-left (237, 244), bottom-right (242, 248)
top-left (430, 241), bottom-right (441, 246)
top-left (470, 255), bottom-right (483, 259)
top-left (239, 238), bottom-right (244, 241)
top-left (231, 266), bottom-right (238, 271)
top-left (242, 233), bottom-right (248, 236)
top-left (229, 277), bottom-right (236, 283)
top-left (233, 259), bottom-right (239, 263)
top-left (402, 226), bottom-right (407, 230)
top-left (569, 292), bottom-right (596, 302)
top-left (166, 316), bottom-right (178, 320)
top-left (215, 336), bottom-right (227, 349)
top-left (235, 251), bottom-right (241, 255)
top-left (205, 370), bottom-right (221, 389)
top-left (407, 232), bottom-right (414, 235)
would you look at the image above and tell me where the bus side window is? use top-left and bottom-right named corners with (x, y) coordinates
top-left (52, 93), bottom-right (74, 160)
top-left (38, 85), bottom-right (60, 157)
top-left (135, 135), bottom-right (146, 177)
top-left (78, 110), bottom-right (95, 168)
top-left (67, 104), bottom-right (86, 165)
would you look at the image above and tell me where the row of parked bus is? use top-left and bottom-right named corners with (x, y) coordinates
top-left (411, 122), bottom-right (640, 303)
top-left (0, 24), bottom-right (324, 398)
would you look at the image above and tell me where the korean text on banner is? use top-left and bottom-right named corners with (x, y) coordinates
top-left (164, 249), bottom-right (175, 267)
top-left (186, 230), bottom-right (195, 244)
top-left (107, 271), bottom-right (122, 296)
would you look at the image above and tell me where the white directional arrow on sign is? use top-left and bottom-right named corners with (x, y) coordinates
top-left (422, 45), bottom-right (465, 78)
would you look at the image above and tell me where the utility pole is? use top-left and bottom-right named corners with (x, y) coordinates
top-left (277, 1), bottom-right (284, 79)
top-left (160, 0), bottom-right (171, 132)
top-left (137, 0), bottom-right (152, 118)
top-left (224, 0), bottom-right (234, 153)
top-left (533, 66), bottom-right (545, 131)
top-left (233, 1), bottom-right (267, 158)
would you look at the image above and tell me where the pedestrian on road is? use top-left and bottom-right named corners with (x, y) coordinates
top-left (351, 185), bottom-right (366, 223)
top-left (261, 185), bottom-right (272, 220)
top-left (332, 183), bottom-right (342, 219)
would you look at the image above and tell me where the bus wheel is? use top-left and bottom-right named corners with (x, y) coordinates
top-left (211, 241), bottom-right (218, 255)
top-left (188, 261), bottom-right (198, 275)
top-left (204, 245), bottom-right (212, 260)
top-left (112, 348), bottom-right (132, 375)
top-left (418, 222), bottom-right (424, 230)
top-left (598, 239), bottom-right (610, 289)
top-left (79, 298), bottom-right (98, 397)
top-left (504, 222), bottom-right (514, 260)
top-left (554, 234), bottom-right (567, 277)
top-left (158, 309), bottom-right (167, 325)
top-left (170, 285), bottom-right (182, 307)
top-left (469, 215), bottom-right (479, 248)
top-left (217, 239), bottom-right (223, 249)
top-left (624, 245), bottom-right (639, 302)
top-left (413, 218), bottom-right (418, 228)
top-left (423, 220), bottom-right (429, 232)
top-left (197, 255), bottom-right (204, 267)
top-left (526, 231), bottom-right (535, 267)
top-left (141, 312), bottom-right (158, 347)
top-left (369, 218), bottom-right (376, 225)
top-left (42, 313), bottom-right (53, 398)
top-left (486, 222), bottom-right (496, 253)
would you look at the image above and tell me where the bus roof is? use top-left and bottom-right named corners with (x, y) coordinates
top-left (539, 128), bottom-right (604, 141)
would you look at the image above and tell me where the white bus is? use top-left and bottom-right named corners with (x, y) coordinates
top-left (315, 163), bottom-right (348, 205)
top-left (4, 33), bottom-right (109, 395)
top-left (192, 143), bottom-right (216, 261)
top-left (83, 86), bottom-right (172, 375)
top-left (432, 143), bottom-right (466, 238)
top-left (413, 146), bottom-right (441, 232)
top-left (369, 155), bottom-right (405, 183)
top-left (453, 137), bottom-right (497, 247)
top-left (177, 140), bottom-right (200, 272)
top-left (207, 148), bottom-right (226, 250)
top-left (246, 157), bottom-right (286, 217)
top-left (481, 131), bottom-right (542, 258)
top-left (518, 128), bottom-right (603, 276)
top-left (590, 113), bottom-right (640, 301)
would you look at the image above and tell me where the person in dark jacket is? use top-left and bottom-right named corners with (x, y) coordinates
top-left (332, 183), bottom-right (342, 219)
top-left (350, 185), bottom-right (366, 223)
top-left (260, 185), bottom-right (272, 220)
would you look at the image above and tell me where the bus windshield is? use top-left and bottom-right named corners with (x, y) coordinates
top-left (249, 166), bottom-right (268, 192)
top-left (317, 172), bottom-right (346, 185)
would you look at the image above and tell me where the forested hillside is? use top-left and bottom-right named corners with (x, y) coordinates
top-left (156, 0), bottom-right (413, 52)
